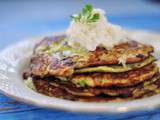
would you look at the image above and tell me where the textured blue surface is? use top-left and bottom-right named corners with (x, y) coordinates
top-left (0, 0), bottom-right (160, 120)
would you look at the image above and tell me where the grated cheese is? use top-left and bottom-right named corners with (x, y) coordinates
top-left (66, 9), bottom-right (127, 51)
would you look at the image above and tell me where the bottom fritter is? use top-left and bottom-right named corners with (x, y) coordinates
top-left (31, 74), bottom-right (160, 102)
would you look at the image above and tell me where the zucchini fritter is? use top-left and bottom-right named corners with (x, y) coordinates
top-left (30, 35), bottom-right (153, 77)
top-left (72, 64), bottom-right (158, 87)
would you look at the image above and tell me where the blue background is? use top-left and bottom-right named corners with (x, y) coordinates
top-left (0, 0), bottom-right (160, 119)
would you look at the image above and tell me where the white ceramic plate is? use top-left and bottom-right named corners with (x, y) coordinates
top-left (0, 30), bottom-right (160, 113)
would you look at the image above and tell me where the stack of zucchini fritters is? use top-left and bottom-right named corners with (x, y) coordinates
top-left (24, 35), bottom-right (160, 102)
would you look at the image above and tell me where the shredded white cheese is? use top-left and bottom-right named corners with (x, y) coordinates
top-left (118, 54), bottom-right (137, 67)
top-left (66, 9), bottom-right (127, 51)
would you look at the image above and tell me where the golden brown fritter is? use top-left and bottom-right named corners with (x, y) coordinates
top-left (32, 73), bottom-right (159, 97)
top-left (72, 64), bottom-right (158, 87)
top-left (85, 41), bottom-right (153, 66)
top-left (32, 75), bottom-right (160, 102)
top-left (75, 56), bottom-right (155, 74)
top-left (30, 35), bottom-right (154, 77)
top-left (60, 73), bottom-right (160, 97)
top-left (78, 78), bottom-right (160, 102)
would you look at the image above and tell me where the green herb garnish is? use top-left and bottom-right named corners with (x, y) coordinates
top-left (71, 4), bottom-right (100, 23)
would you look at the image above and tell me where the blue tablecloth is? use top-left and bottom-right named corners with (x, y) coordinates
top-left (0, 0), bottom-right (160, 120)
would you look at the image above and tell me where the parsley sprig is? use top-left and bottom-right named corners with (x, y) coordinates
top-left (71, 4), bottom-right (100, 23)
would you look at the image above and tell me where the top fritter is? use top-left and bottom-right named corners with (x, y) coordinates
top-left (30, 35), bottom-right (154, 78)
